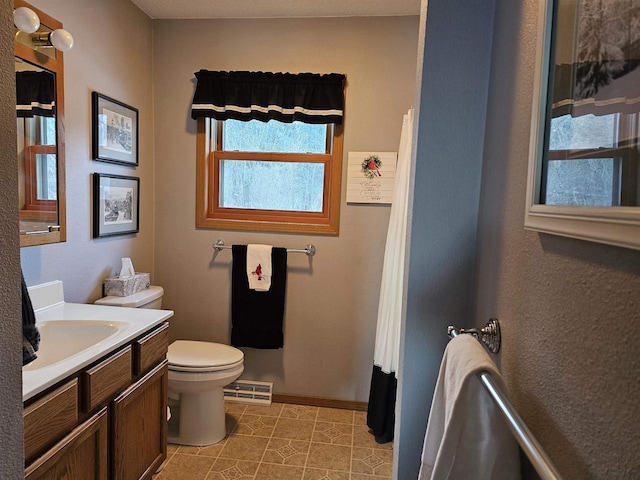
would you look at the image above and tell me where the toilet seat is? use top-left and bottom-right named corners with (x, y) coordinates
top-left (168, 359), bottom-right (244, 373)
top-left (168, 340), bottom-right (244, 372)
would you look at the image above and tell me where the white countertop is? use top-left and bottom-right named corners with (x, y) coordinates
top-left (23, 281), bottom-right (173, 402)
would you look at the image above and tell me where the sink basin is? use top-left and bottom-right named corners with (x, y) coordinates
top-left (23, 320), bottom-right (129, 371)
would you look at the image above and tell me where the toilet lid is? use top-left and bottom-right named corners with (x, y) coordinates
top-left (168, 340), bottom-right (244, 369)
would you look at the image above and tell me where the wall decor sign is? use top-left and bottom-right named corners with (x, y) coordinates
top-left (93, 173), bottom-right (139, 238)
top-left (92, 92), bottom-right (139, 166)
top-left (346, 151), bottom-right (398, 204)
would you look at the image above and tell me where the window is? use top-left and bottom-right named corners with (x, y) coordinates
top-left (196, 118), bottom-right (343, 234)
top-left (197, 118), bottom-right (343, 233)
top-left (17, 115), bottom-right (58, 221)
top-left (192, 70), bottom-right (345, 234)
top-left (26, 144), bottom-right (57, 205)
top-left (539, 0), bottom-right (640, 208)
top-left (543, 112), bottom-right (639, 207)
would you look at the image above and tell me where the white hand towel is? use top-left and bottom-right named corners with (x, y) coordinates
top-left (419, 335), bottom-right (520, 480)
top-left (246, 244), bottom-right (273, 291)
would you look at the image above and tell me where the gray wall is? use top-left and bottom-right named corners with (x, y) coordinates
top-left (474, 0), bottom-right (640, 477)
top-left (396, 0), bottom-right (496, 477)
top-left (0, 1), bottom-right (25, 477)
top-left (21, 0), bottom-right (155, 303)
top-left (152, 16), bottom-right (418, 402)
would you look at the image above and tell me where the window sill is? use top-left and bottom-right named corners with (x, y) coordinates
top-left (196, 216), bottom-right (339, 235)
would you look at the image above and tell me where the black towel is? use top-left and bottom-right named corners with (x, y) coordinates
top-left (22, 273), bottom-right (40, 366)
top-left (231, 245), bottom-right (287, 349)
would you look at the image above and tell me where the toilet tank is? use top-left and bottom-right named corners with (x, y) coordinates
top-left (95, 286), bottom-right (164, 309)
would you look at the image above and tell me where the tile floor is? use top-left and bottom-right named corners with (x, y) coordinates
top-left (154, 402), bottom-right (393, 480)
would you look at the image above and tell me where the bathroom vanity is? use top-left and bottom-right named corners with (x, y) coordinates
top-left (23, 281), bottom-right (174, 479)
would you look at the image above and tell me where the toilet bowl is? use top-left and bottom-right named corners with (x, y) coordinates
top-left (167, 340), bottom-right (244, 446)
top-left (95, 286), bottom-right (244, 446)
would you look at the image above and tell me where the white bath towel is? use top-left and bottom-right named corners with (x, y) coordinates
top-left (419, 335), bottom-right (520, 480)
top-left (246, 244), bottom-right (273, 291)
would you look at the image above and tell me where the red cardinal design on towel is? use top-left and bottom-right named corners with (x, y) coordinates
top-left (252, 264), bottom-right (263, 281)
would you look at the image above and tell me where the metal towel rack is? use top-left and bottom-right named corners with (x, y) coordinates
top-left (448, 319), bottom-right (563, 480)
top-left (212, 239), bottom-right (316, 257)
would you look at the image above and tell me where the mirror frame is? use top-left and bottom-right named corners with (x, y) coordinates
top-left (525, 0), bottom-right (640, 251)
top-left (15, 0), bottom-right (66, 247)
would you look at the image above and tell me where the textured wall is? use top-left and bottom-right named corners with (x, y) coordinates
top-left (0, 0), bottom-right (25, 477)
top-left (21, 0), bottom-right (155, 303)
top-left (474, 0), bottom-right (640, 478)
top-left (152, 16), bottom-right (418, 402)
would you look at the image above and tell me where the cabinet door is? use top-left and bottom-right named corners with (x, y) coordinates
top-left (112, 360), bottom-right (168, 480)
top-left (25, 407), bottom-right (108, 480)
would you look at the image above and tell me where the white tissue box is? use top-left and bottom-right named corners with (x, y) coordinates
top-left (104, 273), bottom-right (150, 297)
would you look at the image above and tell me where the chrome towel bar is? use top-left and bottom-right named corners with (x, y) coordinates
top-left (448, 319), bottom-right (563, 480)
top-left (212, 239), bottom-right (316, 257)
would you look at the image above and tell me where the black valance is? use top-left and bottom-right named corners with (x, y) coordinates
top-left (191, 70), bottom-right (345, 124)
top-left (551, 61), bottom-right (640, 118)
top-left (549, 0), bottom-right (639, 119)
top-left (16, 71), bottom-right (56, 118)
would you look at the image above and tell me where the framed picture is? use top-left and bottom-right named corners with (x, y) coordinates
top-left (346, 151), bottom-right (398, 204)
top-left (93, 173), bottom-right (139, 238)
top-left (92, 92), bottom-right (139, 166)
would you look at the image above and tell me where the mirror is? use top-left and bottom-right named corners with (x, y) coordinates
top-left (14, 0), bottom-right (66, 247)
top-left (525, 0), bottom-right (640, 250)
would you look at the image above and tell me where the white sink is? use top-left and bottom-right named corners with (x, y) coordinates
top-left (23, 320), bottom-right (129, 371)
top-left (22, 281), bottom-right (174, 402)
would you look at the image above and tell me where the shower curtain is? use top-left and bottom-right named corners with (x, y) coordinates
top-left (367, 108), bottom-right (413, 443)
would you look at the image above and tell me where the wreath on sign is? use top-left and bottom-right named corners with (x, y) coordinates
top-left (361, 155), bottom-right (382, 179)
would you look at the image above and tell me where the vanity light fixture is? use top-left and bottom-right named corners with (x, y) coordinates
top-left (14, 6), bottom-right (74, 52)
top-left (31, 29), bottom-right (74, 52)
top-left (13, 6), bottom-right (39, 33)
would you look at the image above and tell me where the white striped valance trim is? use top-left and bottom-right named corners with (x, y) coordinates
top-left (192, 103), bottom-right (343, 117)
top-left (16, 102), bottom-right (55, 111)
top-left (553, 95), bottom-right (640, 110)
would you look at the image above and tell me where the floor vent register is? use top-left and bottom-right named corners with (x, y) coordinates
top-left (223, 380), bottom-right (273, 406)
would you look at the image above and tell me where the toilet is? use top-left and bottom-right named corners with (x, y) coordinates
top-left (95, 286), bottom-right (244, 446)
top-left (167, 340), bottom-right (243, 445)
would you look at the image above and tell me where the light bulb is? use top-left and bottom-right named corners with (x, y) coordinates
top-left (14, 6), bottom-right (40, 34)
top-left (50, 29), bottom-right (74, 52)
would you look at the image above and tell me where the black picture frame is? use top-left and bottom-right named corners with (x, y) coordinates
top-left (92, 173), bottom-right (140, 238)
top-left (92, 92), bottom-right (139, 166)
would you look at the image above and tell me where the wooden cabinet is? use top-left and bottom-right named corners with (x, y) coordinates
top-left (25, 407), bottom-right (108, 480)
top-left (83, 347), bottom-right (133, 413)
top-left (24, 322), bottom-right (169, 480)
top-left (24, 380), bottom-right (78, 465)
top-left (112, 361), bottom-right (168, 480)
top-left (133, 322), bottom-right (168, 375)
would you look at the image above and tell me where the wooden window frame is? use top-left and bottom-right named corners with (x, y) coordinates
top-left (21, 144), bottom-right (58, 222)
top-left (196, 118), bottom-right (343, 234)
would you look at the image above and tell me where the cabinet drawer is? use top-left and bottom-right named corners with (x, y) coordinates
top-left (25, 407), bottom-right (108, 480)
top-left (134, 322), bottom-right (169, 375)
top-left (24, 379), bottom-right (78, 464)
top-left (82, 346), bottom-right (132, 412)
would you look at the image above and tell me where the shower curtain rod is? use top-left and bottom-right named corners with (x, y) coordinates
top-left (212, 239), bottom-right (316, 257)
top-left (448, 320), bottom-right (563, 480)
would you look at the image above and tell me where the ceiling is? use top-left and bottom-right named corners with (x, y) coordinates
top-left (131, 0), bottom-right (421, 19)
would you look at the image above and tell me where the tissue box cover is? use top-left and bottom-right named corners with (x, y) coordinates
top-left (104, 273), bottom-right (150, 297)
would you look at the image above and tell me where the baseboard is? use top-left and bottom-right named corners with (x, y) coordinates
top-left (272, 393), bottom-right (368, 412)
